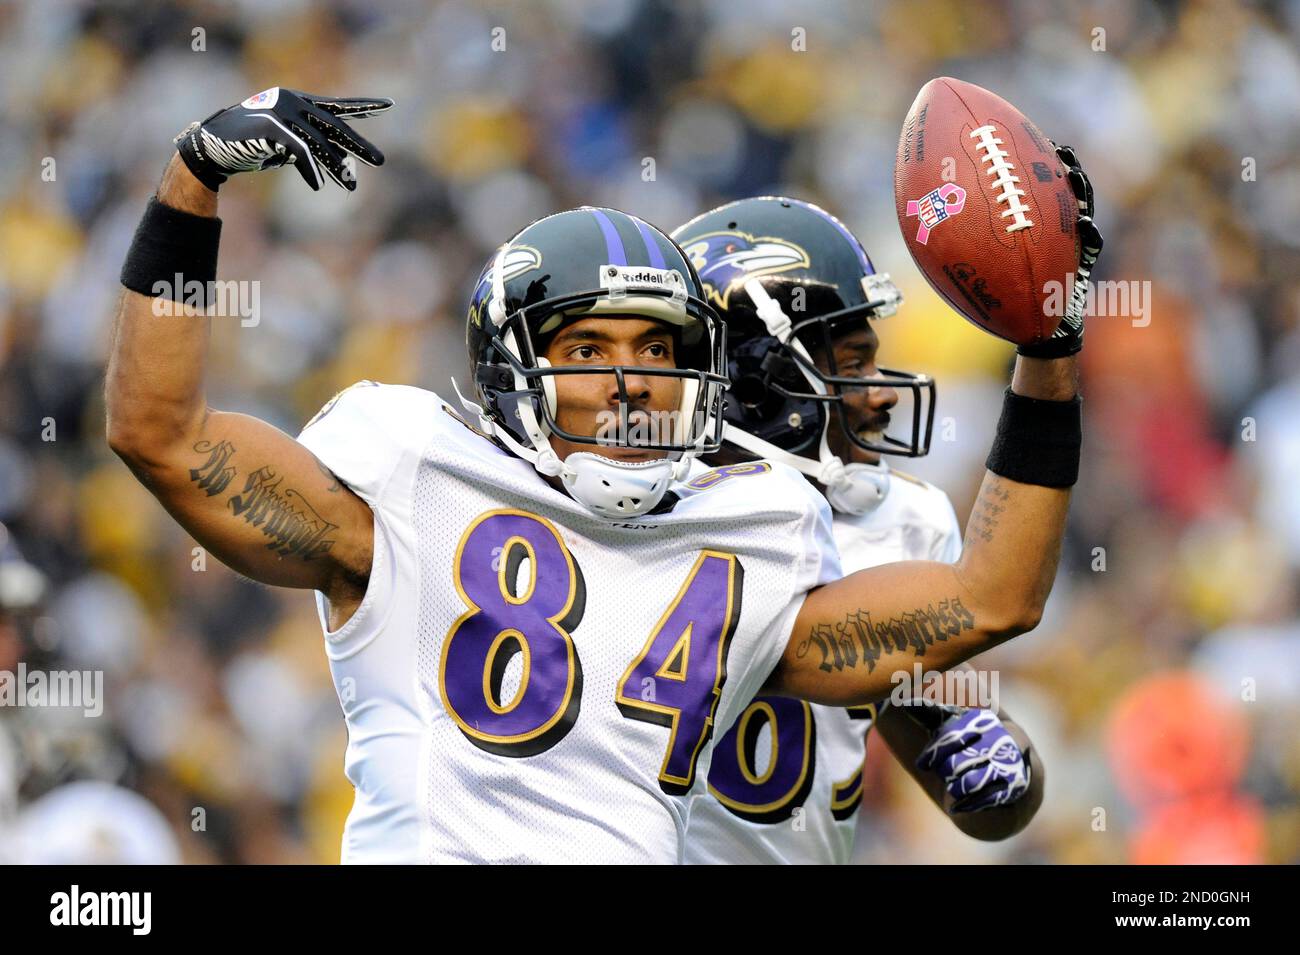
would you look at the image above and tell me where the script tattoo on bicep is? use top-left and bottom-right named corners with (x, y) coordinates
top-left (228, 466), bottom-right (338, 560)
top-left (795, 597), bottom-right (976, 675)
top-left (967, 476), bottom-right (1010, 544)
top-left (190, 440), bottom-right (237, 496)
top-left (186, 440), bottom-right (338, 561)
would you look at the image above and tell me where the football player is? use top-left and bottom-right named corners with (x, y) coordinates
top-left (673, 198), bottom-right (1048, 864)
top-left (106, 89), bottom-right (1091, 863)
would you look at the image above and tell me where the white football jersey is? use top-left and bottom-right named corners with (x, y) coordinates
top-left (296, 381), bottom-right (841, 863)
top-left (685, 466), bottom-right (962, 865)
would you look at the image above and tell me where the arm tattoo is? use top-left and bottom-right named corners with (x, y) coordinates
top-left (795, 597), bottom-right (976, 675)
top-left (187, 440), bottom-right (338, 561)
top-left (228, 466), bottom-right (338, 560)
top-left (316, 460), bottom-right (342, 493)
top-left (190, 440), bottom-right (237, 496)
top-left (967, 477), bottom-right (1010, 544)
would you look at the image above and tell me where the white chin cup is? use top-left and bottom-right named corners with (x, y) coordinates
top-left (824, 461), bottom-right (890, 515)
top-left (560, 452), bottom-right (677, 519)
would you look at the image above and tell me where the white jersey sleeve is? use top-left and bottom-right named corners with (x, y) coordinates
top-left (296, 379), bottom-right (440, 656)
top-left (297, 379), bottom-right (433, 505)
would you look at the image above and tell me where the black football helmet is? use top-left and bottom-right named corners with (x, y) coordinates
top-left (672, 197), bottom-right (935, 509)
top-left (461, 207), bottom-right (728, 518)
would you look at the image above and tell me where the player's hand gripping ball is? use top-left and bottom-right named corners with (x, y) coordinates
top-left (914, 705), bottom-right (1032, 812)
top-left (894, 77), bottom-right (1103, 355)
top-left (174, 87), bottom-right (393, 192)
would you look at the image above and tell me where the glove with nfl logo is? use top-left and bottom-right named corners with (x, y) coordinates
top-left (913, 705), bottom-right (1032, 812)
top-left (174, 87), bottom-right (392, 192)
top-left (1017, 144), bottom-right (1103, 359)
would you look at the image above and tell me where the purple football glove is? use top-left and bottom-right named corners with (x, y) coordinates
top-left (915, 707), bottom-right (1031, 812)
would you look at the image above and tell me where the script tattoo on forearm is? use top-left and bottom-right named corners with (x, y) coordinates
top-left (186, 440), bottom-right (338, 561)
top-left (795, 597), bottom-right (976, 674)
top-left (228, 466), bottom-right (338, 560)
top-left (967, 476), bottom-right (1010, 544)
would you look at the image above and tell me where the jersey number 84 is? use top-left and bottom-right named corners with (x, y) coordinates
top-left (439, 508), bottom-right (743, 796)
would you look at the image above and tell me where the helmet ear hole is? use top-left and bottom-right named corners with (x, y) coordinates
top-left (732, 374), bottom-right (768, 410)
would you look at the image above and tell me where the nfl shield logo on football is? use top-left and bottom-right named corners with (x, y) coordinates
top-left (906, 183), bottom-right (967, 245)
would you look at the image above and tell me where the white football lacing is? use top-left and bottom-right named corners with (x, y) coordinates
top-left (969, 124), bottom-right (1033, 234)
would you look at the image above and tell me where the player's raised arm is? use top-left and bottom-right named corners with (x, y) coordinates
top-left (768, 353), bottom-right (1079, 705)
top-left (105, 89), bottom-right (392, 611)
top-left (767, 85), bottom-right (1103, 707)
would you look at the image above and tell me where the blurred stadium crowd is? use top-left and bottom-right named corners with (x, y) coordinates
top-left (0, 0), bottom-right (1297, 863)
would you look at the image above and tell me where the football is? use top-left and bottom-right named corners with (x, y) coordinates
top-left (894, 77), bottom-right (1081, 346)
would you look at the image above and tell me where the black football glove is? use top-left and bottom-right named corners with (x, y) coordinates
top-left (1017, 144), bottom-right (1104, 359)
top-left (174, 87), bottom-right (393, 192)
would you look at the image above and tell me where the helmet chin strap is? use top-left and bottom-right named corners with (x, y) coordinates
top-left (722, 423), bottom-right (889, 515)
top-left (735, 279), bottom-right (891, 515)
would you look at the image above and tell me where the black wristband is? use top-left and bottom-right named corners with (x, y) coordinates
top-left (119, 197), bottom-right (222, 307)
top-left (985, 387), bottom-right (1082, 487)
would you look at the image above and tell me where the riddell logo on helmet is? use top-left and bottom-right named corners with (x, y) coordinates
top-left (601, 265), bottom-right (680, 287)
top-left (600, 265), bottom-right (688, 303)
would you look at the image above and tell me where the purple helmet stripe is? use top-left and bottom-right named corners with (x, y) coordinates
top-left (630, 216), bottom-right (667, 270)
top-left (786, 198), bottom-right (874, 274)
top-left (588, 208), bottom-right (628, 267)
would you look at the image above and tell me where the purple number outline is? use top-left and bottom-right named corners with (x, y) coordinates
top-left (439, 509), bottom-right (585, 757)
top-left (829, 704), bottom-right (877, 819)
top-left (616, 550), bottom-right (744, 795)
top-left (707, 696), bottom-right (817, 823)
top-left (685, 462), bottom-right (772, 491)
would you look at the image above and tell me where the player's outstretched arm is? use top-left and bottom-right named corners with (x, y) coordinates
top-left (106, 89), bottom-right (392, 614)
top-left (765, 353), bottom-right (1078, 707)
top-left (770, 140), bottom-right (1101, 710)
top-left (106, 155), bottom-right (372, 602)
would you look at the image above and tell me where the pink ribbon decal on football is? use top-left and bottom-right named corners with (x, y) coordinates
top-left (906, 183), bottom-right (967, 245)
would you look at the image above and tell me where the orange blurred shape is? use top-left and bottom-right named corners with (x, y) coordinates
top-left (1131, 792), bottom-right (1265, 865)
top-left (1106, 671), bottom-right (1249, 807)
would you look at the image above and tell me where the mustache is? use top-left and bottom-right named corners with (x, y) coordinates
top-left (852, 410), bottom-right (892, 434)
